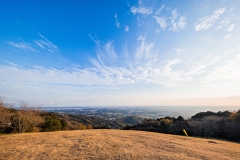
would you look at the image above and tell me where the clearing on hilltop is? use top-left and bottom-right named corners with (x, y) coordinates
top-left (1, 130), bottom-right (240, 160)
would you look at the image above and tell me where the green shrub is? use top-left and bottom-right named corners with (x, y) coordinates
top-left (43, 117), bottom-right (62, 132)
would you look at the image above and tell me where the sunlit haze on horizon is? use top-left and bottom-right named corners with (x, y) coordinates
top-left (0, 0), bottom-right (240, 107)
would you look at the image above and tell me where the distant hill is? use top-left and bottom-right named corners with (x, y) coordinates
top-left (57, 113), bottom-right (144, 129)
top-left (116, 116), bottom-right (144, 125)
top-left (1, 130), bottom-right (240, 160)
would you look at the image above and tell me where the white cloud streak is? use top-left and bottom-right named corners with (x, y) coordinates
top-left (36, 32), bottom-right (59, 53)
top-left (6, 32), bottom-right (59, 53)
top-left (38, 33), bottom-right (58, 49)
top-left (135, 36), bottom-right (155, 60)
top-left (195, 8), bottom-right (225, 31)
top-left (202, 57), bottom-right (240, 85)
top-left (220, 16), bottom-right (232, 25)
top-left (224, 34), bottom-right (232, 39)
top-left (125, 26), bottom-right (129, 32)
top-left (114, 13), bottom-right (120, 28)
top-left (0, 59), bottom-right (181, 88)
top-left (0, 65), bottom-right (133, 88)
top-left (88, 41), bottom-right (118, 69)
top-left (155, 5), bottom-right (164, 15)
top-left (6, 42), bottom-right (36, 52)
top-left (3, 61), bottom-right (18, 66)
top-left (227, 24), bottom-right (235, 32)
top-left (105, 41), bottom-right (117, 59)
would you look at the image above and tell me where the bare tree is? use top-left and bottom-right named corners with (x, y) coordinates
top-left (200, 116), bottom-right (223, 138)
top-left (0, 96), bottom-right (15, 133)
top-left (223, 121), bottom-right (240, 140)
top-left (188, 119), bottom-right (203, 136)
top-left (188, 116), bottom-right (223, 138)
top-left (11, 102), bottom-right (43, 133)
top-left (230, 111), bottom-right (240, 123)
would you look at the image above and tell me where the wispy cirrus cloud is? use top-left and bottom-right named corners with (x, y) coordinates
top-left (227, 24), bottom-right (235, 32)
top-left (2, 37), bottom-right (240, 100)
top-left (6, 32), bottom-right (59, 53)
top-left (184, 64), bottom-right (206, 78)
top-left (217, 14), bottom-right (234, 29)
top-left (224, 34), bottom-right (232, 39)
top-left (105, 41), bottom-right (117, 59)
top-left (155, 5), bottom-right (164, 15)
top-left (195, 8), bottom-right (225, 31)
top-left (87, 38), bottom-right (240, 88)
top-left (89, 40), bottom-right (118, 69)
top-left (3, 61), bottom-right (18, 66)
top-left (35, 32), bottom-right (59, 53)
top-left (202, 57), bottom-right (240, 85)
top-left (0, 59), bottom-right (181, 88)
top-left (0, 65), bottom-right (134, 87)
top-left (1, 54), bottom-right (239, 89)
top-left (135, 36), bottom-right (155, 60)
top-left (6, 41), bottom-right (37, 52)
top-left (220, 16), bottom-right (232, 26)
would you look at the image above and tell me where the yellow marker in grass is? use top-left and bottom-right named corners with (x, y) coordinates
top-left (183, 129), bottom-right (188, 136)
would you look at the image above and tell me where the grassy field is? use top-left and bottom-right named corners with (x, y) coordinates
top-left (0, 130), bottom-right (240, 160)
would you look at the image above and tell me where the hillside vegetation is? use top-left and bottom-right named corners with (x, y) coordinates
top-left (0, 96), bottom-right (143, 133)
top-left (124, 110), bottom-right (240, 141)
top-left (1, 130), bottom-right (240, 160)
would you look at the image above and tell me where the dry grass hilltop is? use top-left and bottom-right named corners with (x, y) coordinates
top-left (1, 130), bottom-right (240, 160)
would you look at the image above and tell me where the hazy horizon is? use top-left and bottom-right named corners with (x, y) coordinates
top-left (1, 0), bottom-right (240, 107)
top-left (40, 105), bottom-right (240, 119)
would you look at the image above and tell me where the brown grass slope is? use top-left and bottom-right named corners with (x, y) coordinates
top-left (0, 130), bottom-right (240, 160)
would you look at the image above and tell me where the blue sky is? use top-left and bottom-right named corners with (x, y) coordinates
top-left (1, 0), bottom-right (240, 107)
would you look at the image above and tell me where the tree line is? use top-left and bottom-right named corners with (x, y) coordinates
top-left (123, 110), bottom-right (240, 141)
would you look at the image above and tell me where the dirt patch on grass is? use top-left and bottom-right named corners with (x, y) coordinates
top-left (0, 130), bottom-right (240, 160)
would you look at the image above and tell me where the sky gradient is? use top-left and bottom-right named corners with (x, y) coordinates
top-left (1, 0), bottom-right (240, 107)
